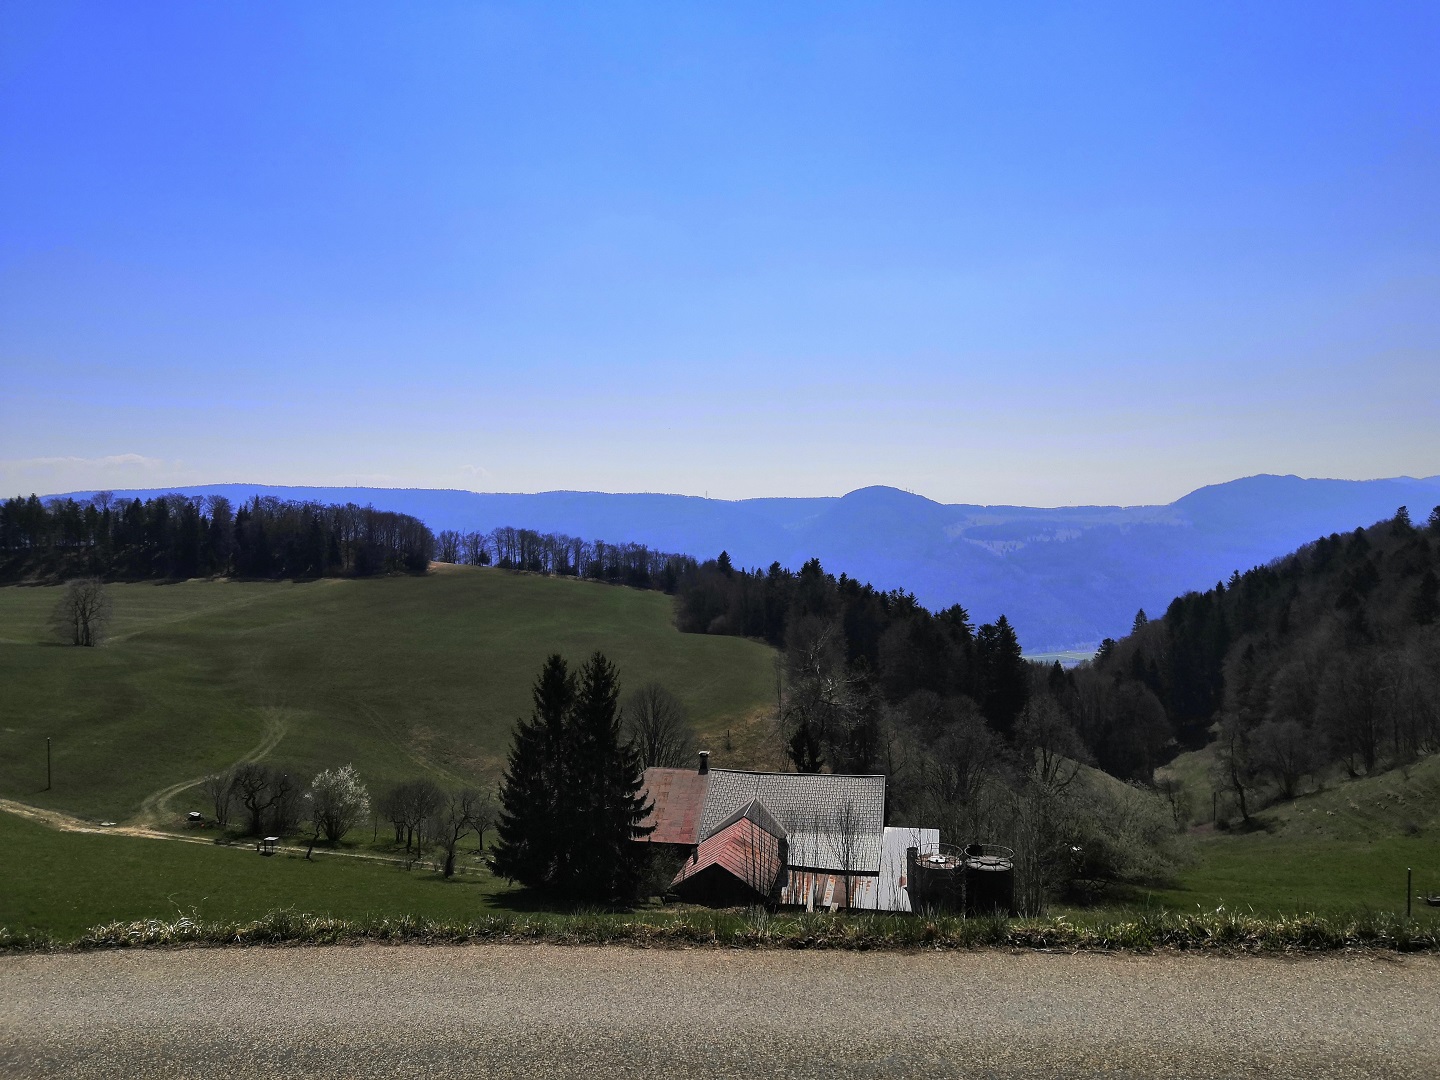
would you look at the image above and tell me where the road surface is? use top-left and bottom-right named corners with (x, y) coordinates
top-left (2, 945), bottom-right (1436, 1078)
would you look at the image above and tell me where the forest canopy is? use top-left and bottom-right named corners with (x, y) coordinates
top-left (1, 492), bottom-right (434, 581)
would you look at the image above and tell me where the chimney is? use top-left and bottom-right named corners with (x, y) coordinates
top-left (697, 751), bottom-right (710, 775)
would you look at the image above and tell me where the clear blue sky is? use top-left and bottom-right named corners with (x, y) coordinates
top-left (3, 1), bottom-right (1438, 504)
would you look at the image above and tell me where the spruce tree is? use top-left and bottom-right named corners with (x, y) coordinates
top-left (491, 654), bottom-right (575, 890)
top-left (975, 615), bottom-right (1028, 734)
top-left (491, 651), bottom-right (653, 903)
top-left (567, 652), bottom-right (654, 903)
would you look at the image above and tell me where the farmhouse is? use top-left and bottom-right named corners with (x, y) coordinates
top-left (638, 752), bottom-right (937, 912)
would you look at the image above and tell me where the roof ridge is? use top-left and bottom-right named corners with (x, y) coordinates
top-left (710, 767), bottom-right (888, 779)
top-left (709, 796), bottom-right (788, 841)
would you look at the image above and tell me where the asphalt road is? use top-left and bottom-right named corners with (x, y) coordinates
top-left (2, 945), bottom-right (1437, 1079)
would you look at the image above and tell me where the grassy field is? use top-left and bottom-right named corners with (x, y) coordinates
top-left (1154, 751), bottom-right (1440, 914)
top-left (0, 810), bottom-right (520, 940)
top-left (0, 569), bottom-right (777, 823)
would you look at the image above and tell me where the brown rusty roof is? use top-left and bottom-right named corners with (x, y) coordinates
top-left (637, 766), bottom-right (709, 845)
top-left (671, 816), bottom-right (785, 897)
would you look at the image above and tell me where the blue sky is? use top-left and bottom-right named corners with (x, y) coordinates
top-left (3, 1), bottom-right (1438, 504)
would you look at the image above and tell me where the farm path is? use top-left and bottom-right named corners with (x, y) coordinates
top-left (0, 798), bottom-right (180, 842)
top-left (132, 707), bottom-right (288, 827)
top-left (3, 945), bottom-right (1437, 1079)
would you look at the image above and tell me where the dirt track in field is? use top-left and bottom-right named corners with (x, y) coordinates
top-left (2, 944), bottom-right (1436, 1078)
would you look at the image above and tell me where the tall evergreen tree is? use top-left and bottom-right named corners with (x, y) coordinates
top-left (490, 654), bottom-right (575, 890)
top-left (567, 651), bottom-right (654, 902)
top-left (490, 651), bottom-right (653, 903)
top-left (975, 615), bottom-right (1028, 734)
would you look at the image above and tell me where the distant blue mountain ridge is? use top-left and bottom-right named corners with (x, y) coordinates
top-left (40, 474), bottom-right (1440, 653)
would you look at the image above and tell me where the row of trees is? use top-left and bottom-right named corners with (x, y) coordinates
top-left (1, 492), bottom-right (434, 580)
top-left (676, 555), bottom-right (1032, 753)
top-left (435, 525), bottom-right (696, 591)
top-left (376, 779), bottom-right (497, 877)
top-left (202, 763), bottom-right (371, 843)
top-left (201, 762), bottom-right (498, 878)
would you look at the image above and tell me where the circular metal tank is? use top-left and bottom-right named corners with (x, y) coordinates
top-left (962, 844), bottom-right (1015, 916)
top-left (906, 845), bottom-right (964, 912)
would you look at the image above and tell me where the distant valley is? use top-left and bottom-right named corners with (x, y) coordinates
top-left (43, 474), bottom-right (1440, 652)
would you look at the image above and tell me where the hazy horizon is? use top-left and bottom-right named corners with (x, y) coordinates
top-left (23, 469), bottom-right (1440, 512)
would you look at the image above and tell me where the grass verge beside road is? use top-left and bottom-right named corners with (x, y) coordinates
top-left (6, 905), bottom-right (1439, 954)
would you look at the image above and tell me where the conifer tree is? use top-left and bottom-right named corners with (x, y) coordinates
top-left (491, 654), bottom-right (575, 890)
top-left (975, 614), bottom-right (1028, 734)
top-left (491, 651), bottom-right (653, 903)
top-left (567, 651), bottom-right (654, 902)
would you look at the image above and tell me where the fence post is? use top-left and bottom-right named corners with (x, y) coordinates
top-left (1407, 867), bottom-right (1412, 919)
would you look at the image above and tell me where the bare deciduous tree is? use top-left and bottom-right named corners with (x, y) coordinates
top-left (470, 788), bottom-right (498, 856)
top-left (1155, 775), bottom-right (1191, 828)
top-left (51, 578), bottom-right (111, 647)
top-left (736, 818), bottom-right (785, 907)
top-left (231, 762), bottom-right (302, 836)
top-left (624, 682), bottom-right (695, 769)
top-left (825, 799), bottom-right (866, 911)
top-left (1211, 713), bottom-right (1257, 824)
top-left (432, 788), bottom-right (485, 878)
top-left (200, 769), bottom-right (236, 826)
top-left (923, 701), bottom-right (1003, 848)
top-left (382, 778), bottom-right (444, 855)
top-left (1250, 719), bottom-right (1324, 799)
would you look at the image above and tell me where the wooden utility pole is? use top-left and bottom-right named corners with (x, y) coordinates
top-left (45, 737), bottom-right (51, 791)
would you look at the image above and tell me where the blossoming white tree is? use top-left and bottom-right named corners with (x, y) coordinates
top-left (307, 765), bottom-right (370, 844)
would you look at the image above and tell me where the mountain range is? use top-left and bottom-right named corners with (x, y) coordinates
top-left (42, 474), bottom-right (1440, 652)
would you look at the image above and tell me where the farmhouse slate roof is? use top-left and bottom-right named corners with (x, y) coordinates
top-left (699, 769), bottom-right (886, 873)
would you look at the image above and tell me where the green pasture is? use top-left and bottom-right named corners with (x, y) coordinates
top-left (0, 570), bottom-right (776, 822)
top-left (0, 811), bottom-right (517, 940)
top-left (1154, 753), bottom-right (1440, 914)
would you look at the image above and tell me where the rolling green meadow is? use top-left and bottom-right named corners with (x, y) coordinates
top-left (0, 568), bottom-right (776, 824)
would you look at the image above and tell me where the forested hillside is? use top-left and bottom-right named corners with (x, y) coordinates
top-left (0, 493), bottom-right (434, 580)
top-left (1088, 505), bottom-right (1440, 814)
